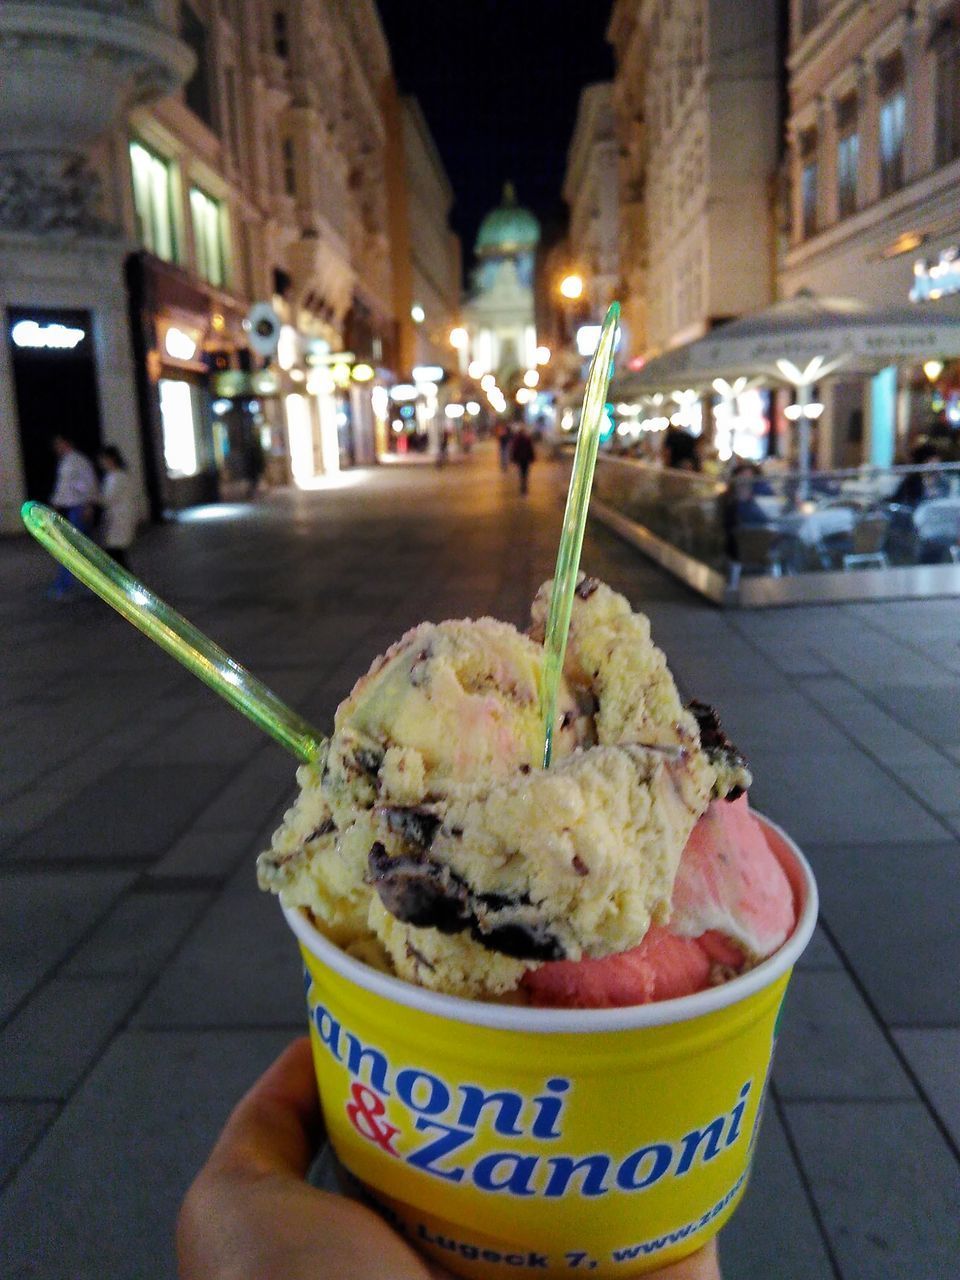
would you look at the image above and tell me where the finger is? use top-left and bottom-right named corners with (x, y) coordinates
top-left (209, 1037), bottom-right (323, 1179)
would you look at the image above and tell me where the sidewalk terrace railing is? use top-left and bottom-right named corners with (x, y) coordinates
top-left (591, 455), bottom-right (960, 607)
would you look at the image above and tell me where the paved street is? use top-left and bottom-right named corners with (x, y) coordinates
top-left (1, 444), bottom-right (958, 1279)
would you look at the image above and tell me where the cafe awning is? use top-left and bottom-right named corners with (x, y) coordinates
top-left (612, 291), bottom-right (960, 398)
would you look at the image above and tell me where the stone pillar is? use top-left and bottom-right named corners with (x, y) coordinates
top-left (856, 58), bottom-right (880, 207)
top-left (816, 95), bottom-right (836, 230)
top-left (0, 2), bottom-right (193, 533)
top-left (907, 14), bottom-right (937, 179)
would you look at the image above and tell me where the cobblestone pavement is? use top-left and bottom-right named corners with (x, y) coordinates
top-left (1, 445), bottom-right (958, 1279)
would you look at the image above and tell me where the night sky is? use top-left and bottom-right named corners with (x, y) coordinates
top-left (376, 0), bottom-right (615, 277)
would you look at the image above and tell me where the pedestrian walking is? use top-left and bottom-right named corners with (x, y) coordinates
top-left (97, 445), bottom-right (137, 569)
top-left (494, 420), bottom-right (513, 471)
top-left (510, 424), bottom-right (535, 495)
top-left (242, 431), bottom-right (266, 499)
top-left (436, 425), bottom-right (451, 467)
top-left (48, 433), bottom-right (98, 599)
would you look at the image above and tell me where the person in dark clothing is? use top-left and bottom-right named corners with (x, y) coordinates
top-left (663, 424), bottom-right (700, 471)
top-left (891, 441), bottom-right (942, 508)
top-left (510, 426), bottom-right (535, 494)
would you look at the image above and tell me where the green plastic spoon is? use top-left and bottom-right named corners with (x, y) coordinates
top-left (21, 502), bottom-right (325, 764)
top-left (539, 301), bottom-right (620, 768)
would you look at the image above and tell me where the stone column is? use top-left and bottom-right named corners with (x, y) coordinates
top-left (907, 13), bottom-right (937, 179)
top-left (856, 58), bottom-right (880, 208)
top-left (816, 94), bottom-right (837, 229)
top-left (0, 2), bottom-right (193, 532)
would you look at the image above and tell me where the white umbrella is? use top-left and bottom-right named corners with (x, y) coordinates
top-left (613, 291), bottom-right (960, 488)
top-left (614, 292), bottom-right (960, 394)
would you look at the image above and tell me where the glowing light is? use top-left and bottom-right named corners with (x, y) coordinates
top-left (783, 405), bottom-right (803, 421)
top-left (481, 374), bottom-right (496, 391)
top-left (211, 312), bottom-right (226, 332)
top-left (392, 419), bottom-right (403, 432)
top-left (445, 403), bottom-right (465, 418)
top-left (561, 409), bottom-right (575, 431)
top-left (412, 365), bottom-right (444, 382)
top-left (468, 359), bottom-right (485, 379)
top-left (164, 326), bottom-right (198, 361)
top-left (523, 369), bottom-right (539, 388)
top-left (449, 327), bottom-right (469, 350)
top-left (351, 363), bottom-right (375, 382)
top-left (11, 319), bottom-right (87, 350)
top-left (535, 345), bottom-right (551, 365)
top-left (805, 402), bottom-right (824, 420)
top-left (212, 398), bottom-right (231, 415)
top-left (286, 393), bottom-right (315, 486)
top-left (466, 401), bottom-right (481, 415)
top-left (712, 377), bottom-right (748, 398)
top-left (516, 387), bottom-right (534, 404)
top-left (307, 370), bottom-right (335, 396)
top-left (923, 360), bottom-right (944, 382)
top-left (371, 385), bottom-right (389, 418)
top-left (390, 384), bottom-right (419, 402)
top-left (411, 304), bottom-right (425, 323)
top-left (289, 369), bottom-right (305, 382)
top-left (331, 362), bottom-right (352, 388)
top-left (560, 274), bottom-right (584, 300)
top-left (576, 326), bottom-right (602, 356)
top-left (277, 325), bottom-right (299, 371)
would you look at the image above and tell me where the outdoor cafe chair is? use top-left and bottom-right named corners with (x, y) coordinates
top-left (843, 513), bottom-right (889, 571)
top-left (912, 498), bottom-right (960, 564)
top-left (729, 525), bottom-right (785, 587)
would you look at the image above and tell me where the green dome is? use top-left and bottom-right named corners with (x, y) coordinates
top-left (475, 182), bottom-right (540, 257)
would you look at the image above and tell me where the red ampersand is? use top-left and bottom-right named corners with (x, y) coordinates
top-left (346, 1082), bottom-right (401, 1156)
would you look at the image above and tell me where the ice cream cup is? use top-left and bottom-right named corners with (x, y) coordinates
top-left (283, 813), bottom-right (817, 1278)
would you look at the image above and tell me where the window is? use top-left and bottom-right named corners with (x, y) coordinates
top-left (180, 2), bottom-right (215, 131)
top-left (800, 128), bottom-right (818, 238)
top-left (282, 138), bottom-right (296, 196)
top-left (935, 25), bottom-right (960, 165)
top-left (158, 379), bottom-right (200, 478)
top-left (878, 55), bottom-right (905, 196)
top-left (273, 9), bottom-right (289, 59)
top-left (190, 187), bottom-right (228, 287)
top-left (130, 141), bottom-right (178, 262)
top-left (836, 95), bottom-right (858, 218)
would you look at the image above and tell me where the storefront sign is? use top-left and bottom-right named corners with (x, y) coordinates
top-left (11, 318), bottom-right (86, 350)
top-left (911, 247), bottom-right (960, 302)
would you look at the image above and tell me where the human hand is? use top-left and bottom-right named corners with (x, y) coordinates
top-left (177, 1038), bottom-right (721, 1279)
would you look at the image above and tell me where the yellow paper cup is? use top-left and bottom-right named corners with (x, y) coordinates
top-left (283, 814), bottom-right (817, 1278)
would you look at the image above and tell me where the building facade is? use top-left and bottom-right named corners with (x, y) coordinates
top-left (463, 184), bottom-right (540, 384)
top-left (607, 4), bottom-right (649, 363)
top-left (782, 0), bottom-right (960, 465)
top-left (608, 0), bottom-right (782, 358)
top-left (1, 0), bottom-right (457, 531)
top-left (563, 84), bottom-right (620, 321)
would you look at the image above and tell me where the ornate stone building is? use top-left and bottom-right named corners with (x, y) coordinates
top-left (0, 0), bottom-right (457, 529)
top-left (563, 84), bottom-right (620, 328)
top-left (607, 0), bottom-right (782, 357)
top-left (463, 184), bottom-right (540, 382)
top-left (782, 0), bottom-right (960, 465)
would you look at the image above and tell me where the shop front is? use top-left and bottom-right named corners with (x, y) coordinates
top-left (127, 251), bottom-right (249, 516)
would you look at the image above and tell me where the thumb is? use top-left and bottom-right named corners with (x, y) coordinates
top-left (208, 1037), bottom-right (324, 1180)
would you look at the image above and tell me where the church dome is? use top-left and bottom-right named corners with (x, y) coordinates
top-left (475, 182), bottom-right (540, 258)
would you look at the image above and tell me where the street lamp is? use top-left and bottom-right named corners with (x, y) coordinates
top-left (559, 274), bottom-right (584, 300)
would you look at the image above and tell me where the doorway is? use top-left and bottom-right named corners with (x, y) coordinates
top-left (9, 308), bottom-right (103, 501)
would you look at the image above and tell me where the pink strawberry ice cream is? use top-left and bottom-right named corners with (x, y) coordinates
top-left (523, 796), bottom-right (796, 1008)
